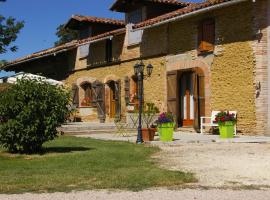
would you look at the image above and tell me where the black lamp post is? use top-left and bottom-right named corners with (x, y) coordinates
top-left (133, 60), bottom-right (154, 144)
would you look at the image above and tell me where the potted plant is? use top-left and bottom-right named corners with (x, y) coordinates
top-left (214, 111), bottom-right (236, 139)
top-left (81, 97), bottom-right (91, 107)
top-left (156, 112), bottom-right (175, 142)
top-left (141, 102), bottom-right (159, 142)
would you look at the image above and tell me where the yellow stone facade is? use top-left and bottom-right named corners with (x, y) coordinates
top-left (62, 1), bottom-right (265, 134)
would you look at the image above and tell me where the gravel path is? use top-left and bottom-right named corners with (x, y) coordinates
top-left (1, 189), bottom-right (270, 200)
top-left (155, 143), bottom-right (270, 188)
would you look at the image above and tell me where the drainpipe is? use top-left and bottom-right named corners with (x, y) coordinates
top-left (267, 0), bottom-right (270, 134)
top-left (133, 0), bottom-right (249, 31)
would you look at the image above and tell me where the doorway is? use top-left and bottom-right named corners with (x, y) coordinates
top-left (167, 67), bottom-right (206, 132)
top-left (179, 72), bottom-right (194, 127)
top-left (108, 81), bottom-right (116, 118)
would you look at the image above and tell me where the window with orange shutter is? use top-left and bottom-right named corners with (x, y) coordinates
top-left (198, 19), bottom-right (215, 53)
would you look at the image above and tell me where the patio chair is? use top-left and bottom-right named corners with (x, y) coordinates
top-left (200, 111), bottom-right (237, 135)
top-left (114, 119), bottom-right (130, 137)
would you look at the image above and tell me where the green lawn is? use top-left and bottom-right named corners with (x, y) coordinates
top-left (0, 136), bottom-right (196, 194)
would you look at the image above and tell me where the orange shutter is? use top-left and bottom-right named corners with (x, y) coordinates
top-left (167, 71), bottom-right (178, 121)
top-left (198, 19), bottom-right (215, 53)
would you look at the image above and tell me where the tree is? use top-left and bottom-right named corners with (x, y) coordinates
top-left (54, 24), bottom-right (78, 46)
top-left (0, 78), bottom-right (71, 153)
top-left (0, 60), bottom-right (7, 66)
top-left (0, 1), bottom-right (24, 54)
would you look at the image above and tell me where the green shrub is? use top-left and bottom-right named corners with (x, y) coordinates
top-left (0, 78), bottom-right (71, 153)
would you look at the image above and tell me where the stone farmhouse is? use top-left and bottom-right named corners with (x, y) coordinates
top-left (2, 0), bottom-right (270, 135)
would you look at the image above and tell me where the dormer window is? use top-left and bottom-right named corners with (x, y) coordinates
top-left (198, 19), bottom-right (215, 53)
top-left (126, 8), bottom-right (143, 24)
top-left (79, 27), bottom-right (92, 40)
top-left (110, 0), bottom-right (190, 23)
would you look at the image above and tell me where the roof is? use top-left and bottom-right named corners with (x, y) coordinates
top-left (133, 0), bottom-right (243, 29)
top-left (65, 15), bottom-right (125, 29)
top-left (2, 28), bottom-right (126, 69)
top-left (3, 0), bottom-right (247, 69)
top-left (110, 0), bottom-right (190, 12)
top-left (2, 40), bottom-right (78, 69)
top-left (79, 28), bottom-right (126, 45)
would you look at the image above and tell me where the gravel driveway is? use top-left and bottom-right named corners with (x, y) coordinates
top-left (1, 189), bottom-right (270, 200)
top-left (155, 142), bottom-right (270, 188)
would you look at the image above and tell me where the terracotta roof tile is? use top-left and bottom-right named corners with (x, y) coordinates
top-left (2, 41), bottom-right (78, 68)
top-left (147, 0), bottom-right (191, 6)
top-left (71, 15), bottom-right (125, 26)
top-left (133, 0), bottom-right (239, 29)
top-left (79, 28), bottom-right (126, 44)
top-left (110, 0), bottom-right (191, 10)
top-left (3, 28), bottom-right (126, 68)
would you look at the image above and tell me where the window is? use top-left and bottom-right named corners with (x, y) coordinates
top-left (198, 19), bottom-right (215, 53)
top-left (126, 8), bottom-right (142, 24)
top-left (81, 82), bottom-right (92, 107)
top-left (79, 27), bottom-right (92, 39)
top-left (106, 39), bottom-right (113, 63)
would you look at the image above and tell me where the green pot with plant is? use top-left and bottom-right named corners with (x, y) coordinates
top-left (141, 102), bottom-right (159, 142)
top-left (214, 111), bottom-right (236, 139)
top-left (156, 112), bottom-right (175, 142)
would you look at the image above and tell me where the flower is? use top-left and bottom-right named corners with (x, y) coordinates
top-left (156, 112), bottom-right (174, 124)
top-left (214, 111), bottom-right (236, 125)
top-left (81, 97), bottom-right (91, 106)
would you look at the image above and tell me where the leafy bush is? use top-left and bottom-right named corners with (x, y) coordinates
top-left (0, 78), bottom-right (71, 153)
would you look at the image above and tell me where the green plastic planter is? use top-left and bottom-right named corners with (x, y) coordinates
top-left (219, 121), bottom-right (234, 139)
top-left (158, 122), bottom-right (175, 142)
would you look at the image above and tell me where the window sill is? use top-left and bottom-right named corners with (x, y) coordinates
top-left (79, 106), bottom-right (95, 108)
top-left (197, 50), bottom-right (214, 56)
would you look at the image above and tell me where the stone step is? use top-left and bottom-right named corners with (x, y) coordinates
top-left (176, 127), bottom-right (197, 133)
top-left (60, 122), bottom-right (116, 133)
top-left (63, 129), bottom-right (116, 135)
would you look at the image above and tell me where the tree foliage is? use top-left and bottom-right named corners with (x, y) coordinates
top-left (0, 78), bottom-right (71, 153)
top-left (54, 24), bottom-right (78, 46)
top-left (0, 15), bottom-right (24, 54)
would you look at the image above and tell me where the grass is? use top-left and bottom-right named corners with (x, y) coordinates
top-left (0, 136), bottom-right (196, 194)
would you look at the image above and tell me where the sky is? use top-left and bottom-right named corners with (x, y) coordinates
top-left (0, 0), bottom-right (196, 78)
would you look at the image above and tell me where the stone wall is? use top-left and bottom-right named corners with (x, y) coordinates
top-left (210, 3), bottom-right (256, 133)
top-left (10, 0), bottom-right (266, 134)
top-left (252, 0), bottom-right (269, 135)
top-left (65, 56), bottom-right (166, 121)
top-left (66, 1), bottom-right (260, 134)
